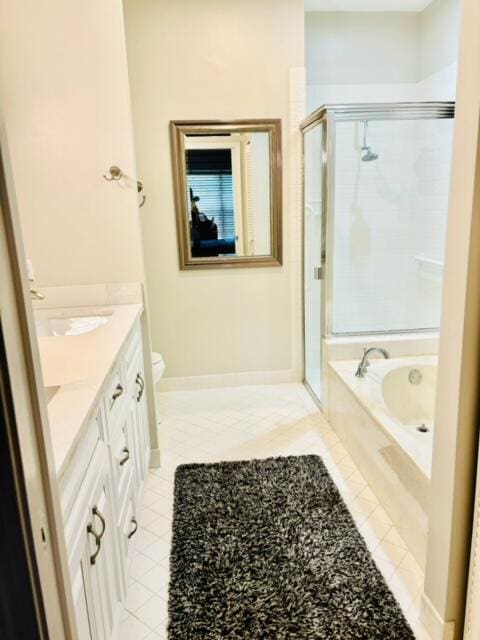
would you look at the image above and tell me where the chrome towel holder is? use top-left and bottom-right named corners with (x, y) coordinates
top-left (103, 165), bottom-right (146, 208)
top-left (103, 165), bottom-right (123, 181)
top-left (137, 180), bottom-right (146, 208)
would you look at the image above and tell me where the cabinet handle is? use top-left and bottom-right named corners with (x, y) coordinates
top-left (136, 373), bottom-right (144, 402)
top-left (119, 446), bottom-right (130, 466)
top-left (127, 517), bottom-right (138, 539)
top-left (92, 506), bottom-right (106, 539)
top-left (87, 523), bottom-right (102, 565)
top-left (111, 384), bottom-right (124, 404)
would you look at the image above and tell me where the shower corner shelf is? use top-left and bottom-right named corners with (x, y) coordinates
top-left (415, 254), bottom-right (444, 274)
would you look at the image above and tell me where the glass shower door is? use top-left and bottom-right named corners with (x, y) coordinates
top-left (303, 123), bottom-right (324, 403)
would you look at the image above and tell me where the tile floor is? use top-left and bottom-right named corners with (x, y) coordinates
top-left (120, 383), bottom-right (431, 640)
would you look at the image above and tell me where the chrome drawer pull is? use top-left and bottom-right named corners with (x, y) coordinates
top-left (92, 506), bottom-right (106, 539)
top-left (87, 523), bottom-right (102, 565)
top-left (136, 373), bottom-right (144, 402)
top-left (119, 446), bottom-right (130, 466)
top-left (111, 384), bottom-right (124, 403)
top-left (88, 506), bottom-right (106, 564)
top-left (127, 517), bottom-right (138, 539)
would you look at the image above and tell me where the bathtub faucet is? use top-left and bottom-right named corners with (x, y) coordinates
top-left (355, 347), bottom-right (390, 378)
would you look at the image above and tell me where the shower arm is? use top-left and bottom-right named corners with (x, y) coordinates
top-left (362, 121), bottom-right (369, 150)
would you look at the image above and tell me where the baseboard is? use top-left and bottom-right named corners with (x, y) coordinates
top-left (157, 369), bottom-right (300, 392)
top-left (420, 593), bottom-right (455, 640)
top-left (149, 447), bottom-right (161, 468)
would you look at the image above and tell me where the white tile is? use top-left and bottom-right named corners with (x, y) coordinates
top-left (143, 539), bottom-right (171, 563)
top-left (142, 489), bottom-right (163, 507)
top-left (126, 581), bottom-right (154, 613)
top-left (119, 614), bottom-right (152, 640)
top-left (384, 526), bottom-right (408, 549)
top-left (373, 540), bottom-right (409, 567)
top-left (143, 632), bottom-right (163, 640)
top-left (120, 383), bottom-right (428, 639)
top-left (135, 527), bottom-right (160, 552)
top-left (140, 508), bottom-right (161, 528)
top-left (130, 553), bottom-right (157, 581)
top-left (135, 595), bottom-right (168, 630)
top-left (400, 551), bottom-right (422, 575)
top-left (138, 564), bottom-right (171, 594)
top-left (145, 517), bottom-right (173, 538)
top-left (149, 496), bottom-right (173, 516)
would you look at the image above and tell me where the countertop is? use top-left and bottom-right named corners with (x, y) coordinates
top-left (37, 303), bottom-right (143, 477)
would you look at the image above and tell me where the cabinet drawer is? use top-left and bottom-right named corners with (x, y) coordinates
top-left (109, 413), bottom-right (134, 513)
top-left (104, 361), bottom-right (126, 440)
top-left (123, 322), bottom-right (141, 380)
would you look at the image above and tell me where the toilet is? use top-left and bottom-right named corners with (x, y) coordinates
top-left (152, 351), bottom-right (165, 385)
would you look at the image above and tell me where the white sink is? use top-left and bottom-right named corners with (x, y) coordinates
top-left (36, 314), bottom-right (111, 337)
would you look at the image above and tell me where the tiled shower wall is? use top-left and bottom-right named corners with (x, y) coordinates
top-left (331, 116), bottom-right (454, 334)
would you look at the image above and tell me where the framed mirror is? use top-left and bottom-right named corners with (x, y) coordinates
top-left (170, 119), bottom-right (282, 270)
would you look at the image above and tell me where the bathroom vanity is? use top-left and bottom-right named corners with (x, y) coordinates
top-left (38, 301), bottom-right (152, 639)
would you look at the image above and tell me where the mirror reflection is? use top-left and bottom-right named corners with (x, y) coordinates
top-left (170, 121), bottom-right (282, 269)
top-left (186, 132), bottom-right (271, 258)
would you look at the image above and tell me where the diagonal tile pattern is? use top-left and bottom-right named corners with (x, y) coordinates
top-left (120, 383), bottom-right (431, 640)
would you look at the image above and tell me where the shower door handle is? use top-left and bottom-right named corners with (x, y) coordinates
top-left (314, 266), bottom-right (324, 280)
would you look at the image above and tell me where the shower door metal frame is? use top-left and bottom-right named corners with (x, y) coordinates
top-left (300, 113), bottom-right (329, 406)
top-left (301, 101), bottom-right (455, 350)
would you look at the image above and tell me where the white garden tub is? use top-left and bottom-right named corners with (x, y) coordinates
top-left (330, 356), bottom-right (437, 477)
top-left (327, 355), bottom-right (437, 567)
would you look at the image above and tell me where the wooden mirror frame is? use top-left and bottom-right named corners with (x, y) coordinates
top-left (170, 119), bottom-right (282, 270)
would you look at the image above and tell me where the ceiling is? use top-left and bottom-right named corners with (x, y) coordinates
top-left (305, 0), bottom-right (433, 11)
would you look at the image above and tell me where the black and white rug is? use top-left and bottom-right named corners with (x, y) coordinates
top-left (168, 455), bottom-right (415, 639)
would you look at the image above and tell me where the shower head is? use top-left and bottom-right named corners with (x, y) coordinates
top-left (361, 147), bottom-right (379, 162)
top-left (361, 121), bottom-right (379, 162)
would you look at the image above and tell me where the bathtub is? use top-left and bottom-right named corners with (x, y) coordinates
top-left (330, 356), bottom-right (437, 477)
top-left (327, 355), bottom-right (436, 568)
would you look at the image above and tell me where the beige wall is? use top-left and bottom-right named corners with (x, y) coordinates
top-left (419, 0), bottom-right (461, 79)
top-left (305, 12), bottom-right (419, 85)
top-left (306, 0), bottom-right (460, 90)
top-left (0, 0), bottom-right (145, 286)
top-left (124, 0), bottom-right (304, 379)
top-left (423, 0), bottom-right (480, 636)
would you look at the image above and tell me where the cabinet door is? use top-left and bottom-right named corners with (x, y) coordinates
top-left (69, 529), bottom-right (101, 639)
top-left (127, 358), bottom-right (149, 502)
top-left (109, 411), bottom-right (134, 516)
top-left (66, 445), bottom-right (124, 640)
top-left (88, 462), bottom-right (124, 640)
top-left (134, 356), bottom-right (150, 476)
top-left (136, 371), bottom-right (150, 479)
top-left (118, 481), bottom-right (139, 585)
top-left (127, 391), bottom-right (145, 501)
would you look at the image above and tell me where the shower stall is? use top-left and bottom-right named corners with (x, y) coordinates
top-left (301, 102), bottom-right (455, 405)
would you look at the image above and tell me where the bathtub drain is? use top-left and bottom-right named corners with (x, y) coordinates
top-left (409, 369), bottom-right (423, 384)
top-left (417, 424), bottom-right (429, 433)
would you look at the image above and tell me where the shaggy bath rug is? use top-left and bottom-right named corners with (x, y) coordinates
top-left (168, 455), bottom-right (414, 639)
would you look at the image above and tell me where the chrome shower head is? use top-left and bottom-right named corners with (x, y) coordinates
top-left (361, 121), bottom-right (379, 162)
top-left (361, 147), bottom-right (379, 162)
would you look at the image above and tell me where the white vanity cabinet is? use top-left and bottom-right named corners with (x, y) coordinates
top-left (61, 317), bottom-right (151, 639)
top-left (127, 350), bottom-right (150, 499)
top-left (66, 444), bottom-right (123, 640)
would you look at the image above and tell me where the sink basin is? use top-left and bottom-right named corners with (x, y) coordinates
top-left (44, 385), bottom-right (60, 404)
top-left (36, 314), bottom-right (111, 337)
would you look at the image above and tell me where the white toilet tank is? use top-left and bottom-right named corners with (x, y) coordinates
top-left (152, 352), bottom-right (165, 384)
